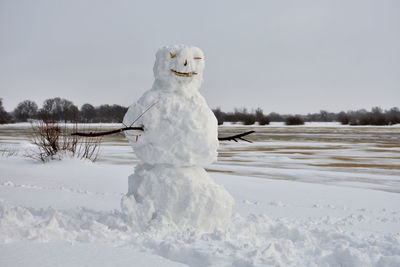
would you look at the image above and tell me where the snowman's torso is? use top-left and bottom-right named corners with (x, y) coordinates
top-left (123, 87), bottom-right (218, 166)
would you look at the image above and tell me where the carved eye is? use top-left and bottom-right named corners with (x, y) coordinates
top-left (194, 57), bottom-right (202, 60)
top-left (170, 52), bottom-right (176, 58)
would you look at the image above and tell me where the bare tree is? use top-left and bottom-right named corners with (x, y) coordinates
top-left (14, 100), bottom-right (38, 121)
top-left (387, 107), bottom-right (400, 124)
top-left (0, 98), bottom-right (11, 124)
top-left (95, 104), bottom-right (127, 123)
top-left (212, 108), bottom-right (224, 125)
top-left (80, 103), bottom-right (96, 123)
top-left (39, 97), bottom-right (78, 122)
top-left (338, 111), bottom-right (350, 125)
top-left (268, 112), bottom-right (284, 122)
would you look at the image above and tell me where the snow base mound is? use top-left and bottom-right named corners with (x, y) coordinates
top-left (121, 164), bottom-right (234, 233)
top-left (1, 201), bottom-right (400, 267)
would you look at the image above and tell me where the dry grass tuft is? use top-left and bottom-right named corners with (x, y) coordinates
top-left (0, 145), bottom-right (19, 157)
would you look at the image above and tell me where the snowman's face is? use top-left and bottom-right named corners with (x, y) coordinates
top-left (153, 45), bottom-right (205, 88)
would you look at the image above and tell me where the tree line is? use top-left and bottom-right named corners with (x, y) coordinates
top-left (213, 107), bottom-right (400, 126)
top-left (0, 97), bottom-right (127, 123)
top-left (0, 97), bottom-right (399, 126)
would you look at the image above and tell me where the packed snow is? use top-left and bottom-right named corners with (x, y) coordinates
top-left (122, 164), bottom-right (233, 233)
top-left (1, 156), bottom-right (400, 266)
top-left (121, 45), bottom-right (233, 233)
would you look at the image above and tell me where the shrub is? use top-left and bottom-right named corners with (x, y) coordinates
top-left (255, 108), bottom-right (270, 125)
top-left (337, 112), bottom-right (350, 125)
top-left (371, 115), bottom-right (389, 126)
top-left (285, 116), bottom-right (304, 125)
top-left (258, 116), bottom-right (270, 125)
top-left (243, 114), bottom-right (256, 125)
top-left (28, 121), bottom-right (101, 162)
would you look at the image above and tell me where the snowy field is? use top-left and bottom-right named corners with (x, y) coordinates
top-left (1, 123), bottom-right (400, 266)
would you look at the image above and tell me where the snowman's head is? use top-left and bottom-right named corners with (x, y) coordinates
top-left (153, 44), bottom-right (205, 90)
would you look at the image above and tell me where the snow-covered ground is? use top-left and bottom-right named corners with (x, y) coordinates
top-left (1, 123), bottom-right (400, 266)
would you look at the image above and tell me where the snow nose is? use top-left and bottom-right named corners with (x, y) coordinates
top-left (184, 59), bottom-right (187, 66)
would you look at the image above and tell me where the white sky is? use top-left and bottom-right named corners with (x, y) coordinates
top-left (1, 0), bottom-right (399, 113)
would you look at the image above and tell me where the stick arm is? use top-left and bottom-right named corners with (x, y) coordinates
top-left (71, 126), bottom-right (144, 137)
top-left (71, 127), bottom-right (255, 142)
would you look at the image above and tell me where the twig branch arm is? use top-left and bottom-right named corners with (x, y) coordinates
top-left (71, 128), bottom-right (255, 142)
top-left (71, 126), bottom-right (144, 137)
top-left (217, 130), bottom-right (255, 143)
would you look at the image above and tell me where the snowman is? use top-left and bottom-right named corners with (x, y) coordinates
top-left (121, 44), bottom-right (234, 232)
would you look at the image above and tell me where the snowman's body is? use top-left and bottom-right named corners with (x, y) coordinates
top-left (123, 86), bottom-right (218, 166)
top-left (122, 45), bottom-right (233, 232)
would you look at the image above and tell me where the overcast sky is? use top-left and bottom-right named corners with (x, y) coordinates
top-left (1, 0), bottom-right (399, 113)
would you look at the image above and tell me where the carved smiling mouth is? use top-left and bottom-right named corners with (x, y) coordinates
top-left (170, 69), bottom-right (198, 77)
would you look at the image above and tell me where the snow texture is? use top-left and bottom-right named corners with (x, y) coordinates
top-left (0, 242), bottom-right (186, 267)
top-left (122, 45), bottom-right (233, 233)
top-left (121, 164), bottom-right (234, 232)
top-left (1, 155), bottom-right (400, 266)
